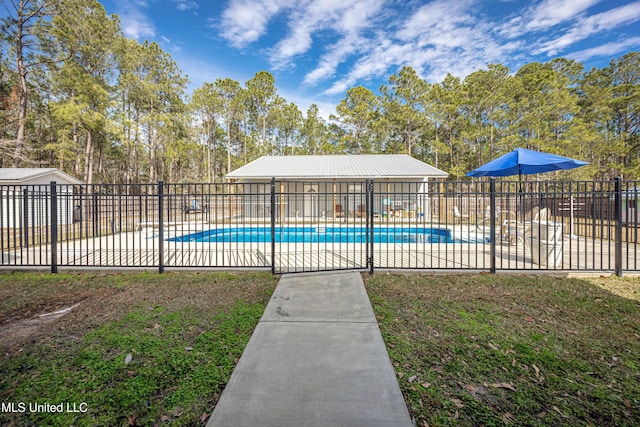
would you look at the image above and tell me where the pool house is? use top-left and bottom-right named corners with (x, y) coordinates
top-left (225, 155), bottom-right (449, 221)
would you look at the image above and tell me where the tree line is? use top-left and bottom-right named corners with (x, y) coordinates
top-left (1, 0), bottom-right (638, 184)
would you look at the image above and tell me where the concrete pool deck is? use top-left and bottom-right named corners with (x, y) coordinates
top-left (1, 222), bottom-right (636, 273)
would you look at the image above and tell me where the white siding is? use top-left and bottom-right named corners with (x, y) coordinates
top-left (1, 186), bottom-right (74, 228)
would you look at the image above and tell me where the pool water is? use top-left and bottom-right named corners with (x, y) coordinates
top-left (169, 226), bottom-right (468, 244)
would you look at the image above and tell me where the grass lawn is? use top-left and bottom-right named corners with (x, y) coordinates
top-left (0, 271), bottom-right (278, 426)
top-left (365, 273), bottom-right (640, 426)
top-left (0, 271), bottom-right (639, 426)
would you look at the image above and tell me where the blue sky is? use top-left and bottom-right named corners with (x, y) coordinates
top-left (100, 0), bottom-right (640, 117)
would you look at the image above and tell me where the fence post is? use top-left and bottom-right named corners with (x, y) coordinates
top-left (50, 181), bottom-right (58, 273)
top-left (22, 188), bottom-right (29, 248)
top-left (158, 180), bottom-right (164, 274)
top-left (490, 178), bottom-right (496, 274)
top-left (615, 177), bottom-right (622, 276)
top-left (367, 179), bottom-right (374, 275)
top-left (92, 190), bottom-right (99, 236)
top-left (270, 177), bottom-right (276, 275)
top-left (78, 186), bottom-right (84, 239)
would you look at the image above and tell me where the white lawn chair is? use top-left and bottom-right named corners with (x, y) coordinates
top-left (453, 206), bottom-right (469, 223)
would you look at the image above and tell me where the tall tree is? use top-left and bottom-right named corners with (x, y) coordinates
top-left (430, 74), bottom-right (465, 176)
top-left (579, 53), bottom-right (640, 178)
top-left (0, 31), bottom-right (16, 165)
top-left (134, 41), bottom-right (187, 182)
top-left (214, 78), bottom-right (243, 174)
top-left (113, 37), bottom-right (146, 183)
top-left (274, 101), bottom-right (302, 155)
top-left (380, 66), bottom-right (428, 155)
top-left (607, 52), bottom-right (640, 177)
top-left (45, 0), bottom-right (118, 183)
top-left (462, 64), bottom-right (510, 165)
top-left (245, 71), bottom-right (278, 157)
top-left (332, 86), bottom-right (380, 154)
top-left (190, 82), bottom-right (222, 180)
top-left (301, 104), bottom-right (329, 154)
top-left (1, 0), bottom-right (49, 167)
top-left (513, 62), bottom-right (568, 151)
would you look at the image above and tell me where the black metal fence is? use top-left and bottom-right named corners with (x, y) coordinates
top-left (1, 178), bottom-right (638, 275)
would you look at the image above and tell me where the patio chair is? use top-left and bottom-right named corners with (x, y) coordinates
top-left (334, 204), bottom-right (344, 218)
top-left (356, 204), bottom-right (366, 218)
top-left (502, 207), bottom-right (552, 245)
top-left (475, 206), bottom-right (492, 226)
top-left (476, 206), bottom-right (516, 227)
top-left (453, 206), bottom-right (469, 223)
top-left (182, 198), bottom-right (204, 214)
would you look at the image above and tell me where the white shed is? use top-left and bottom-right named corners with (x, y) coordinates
top-left (0, 168), bottom-right (83, 228)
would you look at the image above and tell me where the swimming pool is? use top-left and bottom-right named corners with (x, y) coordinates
top-left (168, 226), bottom-right (483, 244)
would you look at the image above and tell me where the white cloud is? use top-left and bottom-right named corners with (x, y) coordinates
top-left (129, 0), bottom-right (149, 7)
top-left (498, 0), bottom-right (599, 39)
top-left (303, 34), bottom-right (367, 85)
top-left (213, 0), bottom-right (640, 102)
top-left (217, 0), bottom-right (297, 47)
top-left (568, 36), bottom-right (640, 62)
top-left (173, 0), bottom-right (199, 12)
top-left (397, 0), bottom-right (476, 41)
top-left (269, 22), bottom-right (314, 67)
top-left (526, 0), bottom-right (601, 31)
top-left (118, 7), bottom-right (156, 40)
top-left (266, 0), bottom-right (385, 70)
top-left (534, 1), bottom-right (640, 55)
top-left (323, 35), bottom-right (405, 95)
top-left (379, 0), bottom-right (512, 84)
top-left (303, 55), bottom-right (345, 85)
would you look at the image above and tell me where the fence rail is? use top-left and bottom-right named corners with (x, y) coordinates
top-left (1, 178), bottom-right (638, 275)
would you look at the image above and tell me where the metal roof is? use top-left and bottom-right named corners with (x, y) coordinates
top-left (226, 155), bottom-right (449, 179)
top-left (0, 168), bottom-right (83, 184)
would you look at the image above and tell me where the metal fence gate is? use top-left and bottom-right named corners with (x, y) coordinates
top-left (271, 179), bottom-right (374, 273)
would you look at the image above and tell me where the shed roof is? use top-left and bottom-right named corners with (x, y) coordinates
top-left (0, 168), bottom-right (83, 185)
top-left (226, 155), bottom-right (448, 180)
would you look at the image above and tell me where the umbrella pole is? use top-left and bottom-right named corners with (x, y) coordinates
top-left (518, 169), bottom-right (525, 218)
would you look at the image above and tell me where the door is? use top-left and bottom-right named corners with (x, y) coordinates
top-left (303, 184), bottom-right (319, 219)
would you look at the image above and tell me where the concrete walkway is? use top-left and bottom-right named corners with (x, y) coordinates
top-left (207, 271), bottom-right (413, 427)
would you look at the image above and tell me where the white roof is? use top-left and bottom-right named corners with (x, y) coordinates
top-left (226, 155), bottom-right (449, 179)
top-left (0, 168), bottom-right (83, 185)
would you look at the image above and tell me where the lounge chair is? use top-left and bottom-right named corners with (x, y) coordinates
top-left (335, 204), bottom-right (344, 218)
top-left (475, 206), bottom-right (516, 230)
top-left (502, 207), bottom-right (552, 245)
top-left (453, 206), bottom-right (469, 223)
top-left (183, 199), bottom-right (206, 214)
top-left (355, 204), bottom-right (367, 218)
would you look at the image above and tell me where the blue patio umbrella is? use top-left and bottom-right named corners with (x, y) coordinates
top-left (466, 147), bottom-right (589, 179)
top-left (467, 148), bottom-right (590, 218)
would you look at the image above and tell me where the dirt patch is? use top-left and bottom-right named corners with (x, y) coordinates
top-left (0, 287), bottom-right (124, 355)
top-left (0, 272), bottom-right (277, 355)
top-left (0, 304), bottom-right (81, 351)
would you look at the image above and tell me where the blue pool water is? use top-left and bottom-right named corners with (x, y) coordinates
top-left (169, 226), bottom-right (467, 244)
